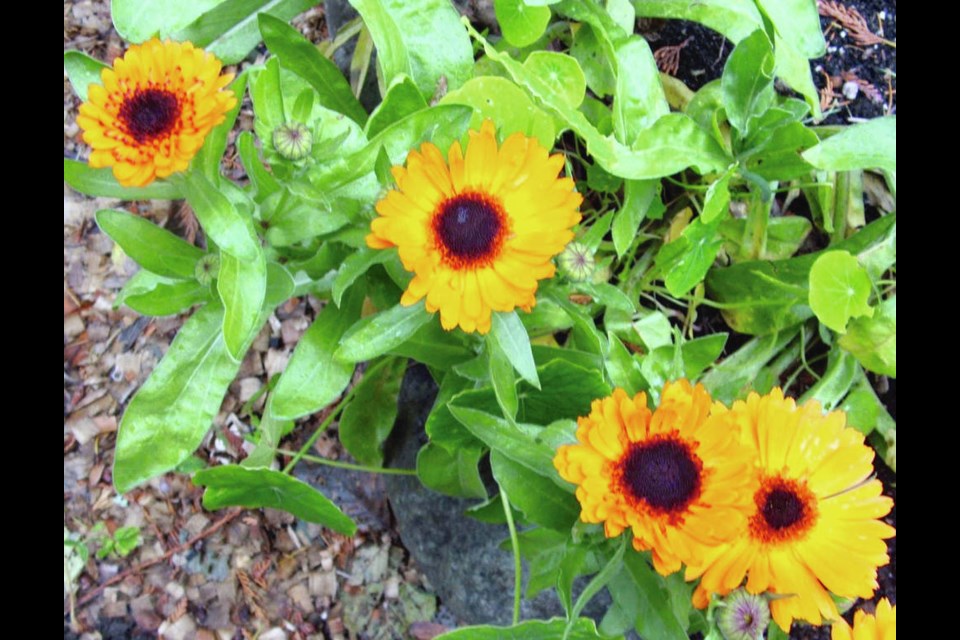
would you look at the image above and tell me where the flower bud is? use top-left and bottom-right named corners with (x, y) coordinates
top-left (717, 589), bottom-right (770, 640)
top-left (558, 242), bottom-right (596, 282)
top-left (273, 122), bottom-right (313, 161)
top-left (195, 253), bottom-right (221, 285)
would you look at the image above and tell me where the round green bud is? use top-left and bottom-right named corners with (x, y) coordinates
top-left (717, 589), bottom-right (770, 640)
top-left (558, 242), bottom-right (596, 282)
top-left (273, 122), bottom-right (313, 161)
top-left (195, 253), bottom-right (221, 285)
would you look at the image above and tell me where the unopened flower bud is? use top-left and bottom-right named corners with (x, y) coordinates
top-left (717, 589), bottom-right (770, 640)
top-left (558, 242), bottom-right (596, 282)
top-left (195, 253), bottom-right (220, 285)
top-left (273, 122), bottom-right (313, 161)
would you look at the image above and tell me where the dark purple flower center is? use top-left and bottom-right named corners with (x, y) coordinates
top-left (120, 89), bottom-right (181, 142)
top-left (761, 488), bottom-right (805, 530)
top-left (621, 438), bottom-right (702, 513)
top-left (433, 192), bottom-right (505, 267)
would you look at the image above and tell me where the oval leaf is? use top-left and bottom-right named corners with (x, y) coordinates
top-left (808, 250), bottom-right (874, 333)
top-left (490, 311), bottom-right (540, 389)
top-left (335, 301), bottom-right (433, 363)
top-left (218, 250), bottom-right (267, 361)
top-left (495, 0), bottom-right (551, 47)
top-left (64, 50), bottom-right (107, 102)
top-left (802, 116), bottom-right (896, 173)
top-left (193, 465), bottom-right (357, 534)
top-left (96, 210), bottom-right (204, 279)
top-left (64, 159), bottom-right (182, 200)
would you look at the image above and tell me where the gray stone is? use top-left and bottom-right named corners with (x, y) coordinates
top-left (382, 365), bottom-right (611, 626)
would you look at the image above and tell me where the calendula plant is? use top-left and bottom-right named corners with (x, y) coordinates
top-left (65, 0), bottom-right (895, 637)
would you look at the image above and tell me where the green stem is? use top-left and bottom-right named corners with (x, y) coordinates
top-left (744, 187), bottom-right (770, 260)
top-left (281, 358), bottom-right (391, 474)
top-left (500, 484), bottom-right (522, 626)
top-left (277, 449), bottom-right (417, 475)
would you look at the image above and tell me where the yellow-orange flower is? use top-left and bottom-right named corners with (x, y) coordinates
top-left (554, 381), bottom-right (754, 575)
top-left (686, 389), bottom-right (895, 631)
top-left (832, 599), bottom-right (896, 640)
top-left (77, 39), bottom-right (236, 187)
top-left (366, 120), bottom-right (582, 334)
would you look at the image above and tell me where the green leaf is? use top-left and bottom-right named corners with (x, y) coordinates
top-left (802, 116), bottom-right (897, 173)
top-left (756, 0), bottom-right (825, 58)
top-left (610, 180), bottom-right (658, 258)
top-left (265, 193), bottom-right (350, 246)
top-left (112, 0), bottom-right (225, 43)
top-left (491, 451), bottom-right (578, 530)
top-left (441, 76), bottom-right (557, 148)
top-left (192, 72), bottom-right (249, 181)
top-left (339, 358), bottom-right (405, 466)
top-left (265, 262), bottom-right (295, 305)
top-left (566, 539), bottom-right (627, 627)
top-left (808, 250), bottom-right (874, 333)
top-left (123, 279), bottom-right (213, 316)
top-left (571, 23), bottom-right (615, 98)
top-left (448, 405), bottom-right (559, 481)
top-left (333, 249), bottom-right (393, 307)
top-left (425, 373), bottom-right (483, 451)
top-left (495, 0), bottom-right (551, 47)
top-left (523, 51), bottom-right (586, 109)
top-left (633, 312), bottom-right (673, 350)
top-left (218, 251), bottom-right (267, 361)
top-left (194, 465), bottom-right (357, 534)
top-left (64, 50), bottom-right (107, 102)
top-left (490, 312), bottom-right (541, 389)
top-left (271, 286), bottom-right (364, 420)
top-left (720, 215), bottom-right (812, 262)
top-left (388, 320), bottom-right (475, 369)
top-left (701, 171), bottom-right (732, 224)
top-left (466, 25), bottom-right (729, 179)
top-left (611, 553), bottom-right (688, 640)
top-left (487, 335), bottom-right (519, 420)
top-left (238, 132), bottom-right (281, 201)
top-left (96, 210), bottom-right (204, 279)
top-left (416, 442), bottom-right (487, 498)
top-left (350, 0), bottom-right (473, 100)
top-left (612, 37), bottom-right (668, 141)
top-left (337, 301), bottom-right (435, 363)
top-left (700, 328), bottom-right (799, 405)
top-left (839, 295), bottom-right (896, 377)
top-left (657, 218), bottom-right (724, 297)
top-left (436, 617), bottom-right (617, 640)
top-left (706, 215), bottom-right (894, 335)
top-left (64, 159), bottom-right (182, 200)
top-left (800, 348), bottom-right (858, 410)
top-left (641, 334), bottom-right (727, 388)
top-left (180, 171), bottom-right (259, 261)
top-left (114, 304), bottom-right (243, 492)
top-left (365, 75), bottom-right (428, 138)
top-left (259, 13), bottom-right (367, 125)
top-left (173, 0), bottom-right (315, 64)
top-left (722, 29), bottom-right (775, 136)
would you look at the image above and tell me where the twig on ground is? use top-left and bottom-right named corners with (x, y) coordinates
top-left (818, 0), bottom-right (896, 48)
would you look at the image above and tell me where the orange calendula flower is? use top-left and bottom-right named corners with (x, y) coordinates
top-left (832, 599), bottom-right (896, 640)
top-left (554, 381), bottom-right (754, 575)
top-left (77, 39), bottom-right (237, 187)
top-left (366, 120), bottom-right (582, 334)
top-left (686, 389), bottom-right (895, 632)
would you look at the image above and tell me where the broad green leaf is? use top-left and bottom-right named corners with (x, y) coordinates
top-left (388, 320), bottom-right (475, 369)
top-left (700, 328), bottom-right (799, 405)
top-left (802, 116), bottom-right (897, 173)
top-left (473, 27), bottom-right (727, 179)
top-left (441, 76), bottom-right (556, 148)
top-left (365, 75), bottom-right (428, 138)
top-left (448, 405), bottom-right (559, 481)
top-left (96, 210), bottom-right (204, 279)
top-left (332, 249), bottom-right (392, 306)
top-left (612, 38), bottom-right (668, 140)
top-left (517, 528), bottom-right (569, 597)
top-left (800, 348), bottom-right (858, 410)
top-left (265, 262), bottom-right (295, 305)
top-left (722, 29), bottom-right (775, 136)
top-left (180, 171), bottom-right (259, 261)
top-left (112, 0), bottom-right (225, 43)
top-left (839, 295), bottom-right (896, 377)
top-left (417, 442), bottom-right (487, 498)
top-left (339, 357), bottom-right (405, 466)
top-left (701, 171), bottom-right (732, 224)
top-left (565, 539), bottom-right (627, 625)
top-left (437, 618), bottom-right (615, 640)
top-left (173, 0), bottom-right (315, 64)
top-left (611, 553), bottom-right (688, 639)
top-left (64, 159), bottom-right (182, 200)
top-left (308, 104), bottom-right (473, 191)
top-left (237, 133), bottom-right (282, 201)
top-left (491, 451), bottom-right (578, 530)
top-left (425, 373), bottom-right (483, 451)
top-left (487, 335), bottom-right (519, 420)
top-left (549, 293), bottom-right (605, 356)
top-left (193, 465), bottom-right (357, 533)
top-left (706, 215), bottom-right (894, 335)
top-left (524, 51), bottom-right (586, 109)
top-left (605, 334), bottom-right (645, 393)
top-left (578, 282), bottom-right (635, 313)
top-left (606, 0), bottom-right (635, 32)
top-left (218, 251), bottom-right (267, 361)
top-left (641, 334), bottom-right (727, 388)
top-left (114, 303), bottom-right (242, 492)
top-left (123, 280), bottom-right (212, 316)
top-left (808, 250), bottom-right (874, 333)
top-left (265, 193), bottom-right (350, 246)
top-left (192, 72), bottom-right (249, 181)
top-left (64, 51), bottom-right (107, 102)
top-left (271, 286), bottom-right (364, 419)
top-left (259, 14), bottom-right (367, 125)
top-left (495, 0), bottom-right (551, 47)
top-left (572, 23), bottom-right (616, 98)
top-left (743, 122), bottom-right (819, 181)
top-left (756, 0), bottom-right (825, 58)
top-left (657, 218), bottom-right (724, 297)
top-left (633, 312), bottom-right (673, 351)
top-left (720, 215), bottom-right (812, 262)
top-left (350, 0), bottom-right (473, 100)
top-left (490, 311), bottom-right (541, 389)
top-left (612, 180), bottom-right (658, 258)
top-left (336, 301), bottom-right (433, 362)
